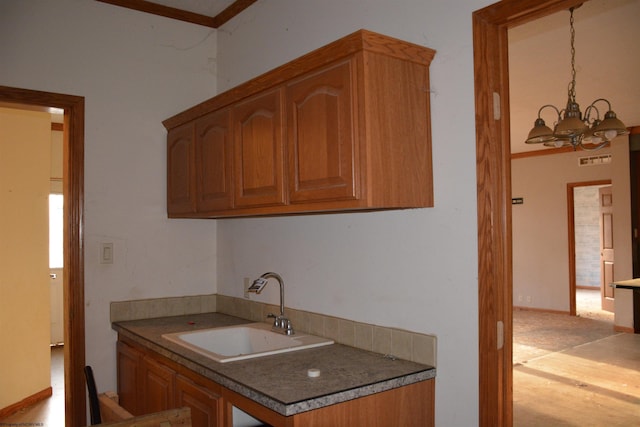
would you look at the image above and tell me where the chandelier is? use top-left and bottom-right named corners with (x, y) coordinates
top-left (525, 6), bottom-right (628, 150)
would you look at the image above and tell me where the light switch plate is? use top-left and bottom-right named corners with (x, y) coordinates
top-left (101, 242), bottom-right (113, 264)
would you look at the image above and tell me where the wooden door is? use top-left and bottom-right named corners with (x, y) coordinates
top-left (600, 186), bottom-right (615, 312)
top-left (287, 59), bottom-right (358, 203)
top-left (167, 122), bottom-right (196, 214)
top-left (176, 375), bottom-right (223, 427)
top-left (233, 88), bottom-right (286, 208)
top-left (196, 110), bottom-right (233, 211)
top-left (49, 268), bottom-right (64, 345)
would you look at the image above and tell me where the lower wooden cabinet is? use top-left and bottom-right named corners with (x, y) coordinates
top-left (117, 336), bottom-right (434, 427)
top-left (117, 338), bottom-right (223, 426)
top-left (142, 355), bottom-right (175, 414)
top-left (116, 340), bottom-right (141, 414)
top-left (176, 374), bottom-right (223, 427)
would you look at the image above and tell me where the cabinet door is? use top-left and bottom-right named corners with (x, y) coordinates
top-left (117, 340), bottom-right (143, 415)
top-left (233, 88), bottom-right (286, 208)
top-left (142, 356), bottom-right (176, 414)
top-left (167, 122), bottom-right (196, 215)
top-left (287, 60), bottom-right (358, 203)
top-left (195, 110), bottom-right (233, 212)
top-left (176, 375), bottom-right (223, 427)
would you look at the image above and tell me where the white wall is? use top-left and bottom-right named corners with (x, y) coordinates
top-left (215, 1), bottom-right (490, 425)
top-left (2, 1), bottom-right (493, 424)
top-left (0, 0), bottom-right (218, 391)
top-left (512, 139), bottom-right (632, 311)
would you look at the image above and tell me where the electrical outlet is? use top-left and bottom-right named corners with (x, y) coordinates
top-left (518, 295), bottom-right (523, 302)
top-left (244, 277), bottom-right (250, 299)
top-left (526, 296), bottom-right (532, 303)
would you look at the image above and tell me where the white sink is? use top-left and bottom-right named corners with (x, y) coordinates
top-left (162, 322), bottom-right (334, 363)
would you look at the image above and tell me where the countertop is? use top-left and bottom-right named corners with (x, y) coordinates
top-left (112, 313), bottom-right (435, 416)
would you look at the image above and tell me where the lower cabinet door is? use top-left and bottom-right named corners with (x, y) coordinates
top-left (117, 340), bottom-right (142, 415)
top-left (142, 356), bottom-right (176, 414)
top-left (176, 374), bottom-right (224, 427)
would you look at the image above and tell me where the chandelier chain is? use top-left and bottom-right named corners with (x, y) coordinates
top-left (568, 8), bottom-right (576, 103)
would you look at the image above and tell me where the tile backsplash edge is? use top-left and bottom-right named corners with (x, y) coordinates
top-left (110, 294), bottom-right (436, 367)
top-left (110, 294), bottom-right (217, 323)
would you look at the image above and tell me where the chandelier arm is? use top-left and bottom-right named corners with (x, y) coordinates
top-left (583, 104), bottom-right (600, 123)
top-left (589, 98), bottom-right (613, 112)
top-left (579, 141), bottom-right (610, 151)
top-left (537, 104), bottom-right (561, 120)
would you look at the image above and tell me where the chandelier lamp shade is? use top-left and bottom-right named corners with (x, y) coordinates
top-left (525, 6), bottom-right (628, 150)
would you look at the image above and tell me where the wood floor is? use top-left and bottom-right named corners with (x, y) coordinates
top-left (514, 290), bottom-right (640, 426)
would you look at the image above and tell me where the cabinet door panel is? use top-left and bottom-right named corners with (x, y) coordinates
top-left (176, 375), bottom-right (223, 427)
top-left (233, 88), bottom-right (286, 208)
top-left (167, 122), bottom-right (196, 214)
top-left (117, 341), bottom-right (142, 415)
top-left (287, 60), bottom-right (357, 203)
top-left (142, 356), bottom-right (175, 414)
top-left (196, 110), bottom-right (233, 211)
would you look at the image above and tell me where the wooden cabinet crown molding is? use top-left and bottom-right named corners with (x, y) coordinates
top-left (163, 29), bottom-right (435, 130)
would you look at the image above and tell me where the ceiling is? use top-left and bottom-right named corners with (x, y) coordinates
top-left (98, 0), bottom-right (639, 154)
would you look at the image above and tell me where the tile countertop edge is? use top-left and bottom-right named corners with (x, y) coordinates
top-left (111, 316), bottom-right (436, 417)
top-left (279, 370), bottom-right (436, 416)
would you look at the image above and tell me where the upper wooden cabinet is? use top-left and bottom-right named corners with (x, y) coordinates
top-left (167, 110), bottom-right (233, 216)
top-left (164, 29), bottom-right (436, 218)
top-left (287, 59), bottom-right (357, 204)
top-left (233, 88), bottom-right (286, 208)
top-left (195, 109), bottom-right (233, 212)
top-left (167, 122), bottom-right (196, 215)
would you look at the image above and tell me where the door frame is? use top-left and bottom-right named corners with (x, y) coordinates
top-left (567, 180), bottom-right (611, 316)
top-left (0, 85), bottom-right (85, 427)
top-left (473, 0), bottom-right (584, 425)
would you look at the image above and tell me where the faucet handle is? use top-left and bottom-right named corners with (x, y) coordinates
top-left (267, 313), bottom-right (280, 327)
top-left (282, 318), bottom-right (294, 336)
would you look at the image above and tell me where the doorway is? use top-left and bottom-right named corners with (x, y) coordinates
top-left (473, 1), bottom-right (588, 426)
top-left (568, 181), bottom-right (614, 317)
top-left (0, 85), bottom-right (86, 427)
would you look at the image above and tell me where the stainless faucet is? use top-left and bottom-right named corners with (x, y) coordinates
top-left (248, 272), bottom-right (294, 335)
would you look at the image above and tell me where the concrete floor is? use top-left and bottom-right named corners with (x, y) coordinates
top-left (514, 289), bottom-right (640, 426)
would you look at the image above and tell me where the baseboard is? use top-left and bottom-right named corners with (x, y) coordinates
top-left (0, 387), bottom-right (53, 419)
top-left (513, 306), bottom-right (569, 315)
top-left (613, 325), bottom-right (634, 333)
